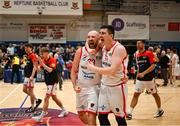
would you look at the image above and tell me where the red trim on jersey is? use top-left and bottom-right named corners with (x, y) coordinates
top-left (102, 82), bottom-right (124, 87)
top-left (115, 114), bottom-right (125, 118)
top-left (84, 46), bottom-right (89, 53)
top-left (77, 110), bottom-right (97, 115)
top-left (98, 111), bottom-right (111, 114)
top-left (79, 47), bottom-right (83, 59)
top-left (86, 110), bottom-right (97, 115)
top-left (122, 53), bottom-right (128, 83)
top-left (121, 83), bottom-right (127, 117)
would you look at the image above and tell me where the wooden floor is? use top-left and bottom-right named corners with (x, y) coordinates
top-left (0, 79), bottom-right (180, 126)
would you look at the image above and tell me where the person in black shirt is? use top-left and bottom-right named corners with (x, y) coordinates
top-left (32, 47), bottom-right (68, 122)
top-left (23, 44), bottom-right (42, 113)
top-left (126, 40), bottom-right (164, 120)
top-left (159, 51), bottom-right (170, 86)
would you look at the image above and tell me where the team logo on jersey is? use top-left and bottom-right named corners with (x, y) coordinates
top-left (99, 105), bottom-right (106, 111)
top-left (87, 58), bottom-right (95, 65)
top-left (116, 108), bottom-right (120, 112)
top-left (51, 63), bottom-right (55, 68)
top-left (2, 0), bottom-right (11, 9)
top-left (102, 61), bottom-right (111, 67)
top-left (82, 54), bottom-right (88, 61)
top-left (104, 54), bottom-right (108, 61)
top-left (91, 103), bottom-right (95, 108)
top-left (82, 70), bottom-right (95, 79)
top-left (71, 2), bottom-right (79, 10)
top-left (109, 53), bottom-right (112, 56)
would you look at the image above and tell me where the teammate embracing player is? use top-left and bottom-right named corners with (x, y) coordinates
top-left (126, 40), bottom-right (164, 120)
top-left (71, 30), bottom-right (101, 125)
top-left (87, 25), bottom-right (128, 126)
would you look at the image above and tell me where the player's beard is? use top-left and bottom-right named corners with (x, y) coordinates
top-left (88, 40), bottom-right (98, 49)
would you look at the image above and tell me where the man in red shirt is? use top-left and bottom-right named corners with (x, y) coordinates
top-left (23, 44), bottom-right (42, 113)
top-left (32, 47), bottom-right (68, 122)
top-left (126, 40), bottom-right (164, 120)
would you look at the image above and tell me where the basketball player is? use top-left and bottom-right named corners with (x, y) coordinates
top-left (87, 25), bottom-right (128, 126)
top-left (23, 44), bottom-right (42, 113)
top-left (171, 49), bottom-right (180, 87)
top-left (32, 47), bottom-right (68, 122)
top-left (71, 30), bottom-right (101, 125)
top-left (126, 40), bottom-right (164, 120)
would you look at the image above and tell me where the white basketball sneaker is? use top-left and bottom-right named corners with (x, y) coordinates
top-left (32, 111), bottom-right (47, 122)
top-left (58, 109), bottom-right (69, 118)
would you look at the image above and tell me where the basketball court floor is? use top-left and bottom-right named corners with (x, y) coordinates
top-left (0, 79), bottom-right (180, 126)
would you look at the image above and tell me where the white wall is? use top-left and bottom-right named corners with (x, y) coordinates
top-left (150, 1), bottom-right (180, 41)
top-left (0, 15), bottom-right (2, 41)
top-left (0, 12), bottom-right (103, 42)
top-left (150, 18), bottom-right (180, 41)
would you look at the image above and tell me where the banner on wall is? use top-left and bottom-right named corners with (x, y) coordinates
top-left (0, 0), bottom-right (82, 15)
top-left (108, 15), bottom-right (149, 40)
top-left (28, 24), bottom-right (66, 43)
top-left (0, 22), bottom-right (26, 30)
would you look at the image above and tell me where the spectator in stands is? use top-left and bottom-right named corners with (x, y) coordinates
top-left (0, 49), bottom-right (4, 63)
top-left (17, 44), bottom-right (26, 58)
top-left (166, 48), bottom-right (171, 59)
top-left (159, 50), bottom-right (170, 86)
top-left (171, 49), bottom-right (180, 87)
top-left (3, 55), bottom-right (11, 69)
top-left (66, 60), bottom-right (72, 79)
top-left (166, 48), bottom-right (173, 84)
top-left (7, 44), bottom-right (15, 58)
top-left (11, 54), bottom-right (20, 84)
top-left (54, 52), bottom-right (65, 90)
top-left (153, 46), bottom-right (161, 85)
top-left (76, 43), bottom-right (81, 49)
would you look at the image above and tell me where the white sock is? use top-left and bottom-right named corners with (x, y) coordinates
top-left (158, 108), bottom-right (162, 111)
top-left (129, 107), bottom-right (134, 114)
top-left (61, 107), bottom-right (66, 111)
top-left (31, 104), bottom-right (34, 108)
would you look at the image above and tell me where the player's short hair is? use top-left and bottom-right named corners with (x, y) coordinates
top-left (41, 47), bottom-right (49, 53)
top-left (100, 25), bottom-right (115, 36)
top-left (173, 49), bottom-right (177, 53)
top-left (137, 40), bottom-right (145, 44)
top-left (24, 43), bottom-right (33, 49)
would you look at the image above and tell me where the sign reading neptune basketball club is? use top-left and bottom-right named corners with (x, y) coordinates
top-left (108, 15), bottom-right (149, 40)
top-left (28, 24), bottom-right (66, 43)
top-left (0, 0), bottom-right (82, 15)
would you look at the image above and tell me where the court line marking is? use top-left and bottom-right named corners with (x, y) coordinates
top-left (0, 84), bottom-right (21, 105)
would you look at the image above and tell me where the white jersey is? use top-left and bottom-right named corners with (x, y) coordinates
top-left (172, 54), bottom-right (179, 67)
top-left (101, 42), bottom-right (127, 86)
top-left (77, 47), bottom-right (101, 88)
